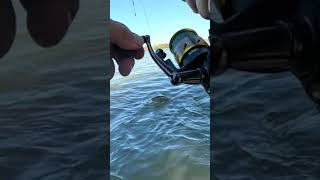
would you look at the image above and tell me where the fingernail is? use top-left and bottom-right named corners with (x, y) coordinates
top-left (134, 34), bottom-right (144, 47)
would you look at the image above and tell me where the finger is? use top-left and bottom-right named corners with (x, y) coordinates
top-left (69, 0), bottom-right (79, 20)
top-left (20, 0), bottom-right (79, 47)
top-left (186, 0), bottom-right (198, 13)
top-left (111, 43), bottom-right (144, 60)
top-left (196, 0), bottom-right (210, 19)
top-left (116, 57), bottom-right (135, 77)
top-left (110, 43), bottom-right (117, 59)
top-left (109, 59), bottom-right (115, 79)
top-left (0, 0), bottom-right (16, 58)
top-left (111, 45), bottom-right (136, 76)
top-left (110, 20), bottom-right (144, 50)
top-left (132, 47), bottom-right (144, 60)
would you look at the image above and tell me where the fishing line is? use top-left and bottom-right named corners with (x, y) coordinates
top-left (130, 0), bottom-right (137, 16)
top-left (130, 0), bottom-right (153, 35)
top-left (137, 0), bottom-right (153, 35)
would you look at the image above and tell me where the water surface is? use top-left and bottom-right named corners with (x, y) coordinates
top-left (0, 1), bottom-right (108, 179)
top-left (110, 49), bottom-right (210, 180)
top-left (212, 69), bottom-right (320, 179)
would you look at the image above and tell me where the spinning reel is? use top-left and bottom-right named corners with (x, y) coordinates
top-left (143, 29), bottom-right (210, 93)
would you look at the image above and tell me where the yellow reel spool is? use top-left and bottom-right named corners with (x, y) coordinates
top-left (169, 28), bottom-right (209, 67)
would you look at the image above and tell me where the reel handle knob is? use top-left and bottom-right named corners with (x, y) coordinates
top-left (155, 49), bottom-right (166, 59)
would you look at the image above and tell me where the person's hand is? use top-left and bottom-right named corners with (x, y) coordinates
top-left (183, 0), bottom-right (210, 19)
top-left (110, 19), bottom-right (144, 79)
top-left (0, 0), bottom-right (79, 58)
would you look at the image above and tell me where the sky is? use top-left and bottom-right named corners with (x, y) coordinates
top-left (110, 0), bottom-right (210, 45)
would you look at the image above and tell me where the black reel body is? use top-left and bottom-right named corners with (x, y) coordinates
top-left (143, 29), bottom-right (210, 93)
top-left (209, 0), bottom-right (320, 104)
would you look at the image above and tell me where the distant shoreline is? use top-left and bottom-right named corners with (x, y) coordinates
top-left (144, 39), bottom-right (210, 51)
top-left (143, 43), bottom-right (169, 51)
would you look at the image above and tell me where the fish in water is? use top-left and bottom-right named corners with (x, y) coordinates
top-left (150, 95), bottom-right (170, 107)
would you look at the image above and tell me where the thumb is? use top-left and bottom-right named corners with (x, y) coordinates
top-left (110, 19), bottom-right (144, 50)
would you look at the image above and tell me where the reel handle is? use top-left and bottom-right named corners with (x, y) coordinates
top-left (143, 35), bottom-right (204, 86)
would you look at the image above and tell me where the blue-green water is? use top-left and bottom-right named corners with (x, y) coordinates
top-left (110, 49), bottom-right (210, 180)
top-left (0, 1), bottom-right (107, 179)
top-left (212, 70), bottom-right (320, 179)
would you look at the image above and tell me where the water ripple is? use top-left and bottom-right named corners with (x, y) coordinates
top-left (212, 70), bottom-right (320, 179)
top-left (111, 49), bottom-right (209, 180)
